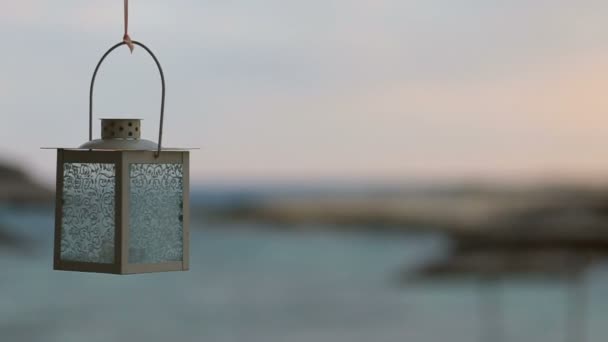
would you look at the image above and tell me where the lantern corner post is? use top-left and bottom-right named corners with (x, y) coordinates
top-left (182, 151), bottom-right (190, 271)
top-left (116, 151), bottom-right (130, 274)
top-left (53, 149), bottom-right (65, 270)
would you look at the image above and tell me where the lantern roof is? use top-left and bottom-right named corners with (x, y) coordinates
top-left (42, 118), bottom-right (197, 151)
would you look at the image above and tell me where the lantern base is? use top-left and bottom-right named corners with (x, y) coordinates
top-left (54, 260), bottom-right (187, 275)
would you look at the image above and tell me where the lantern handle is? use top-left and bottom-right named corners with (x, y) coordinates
top-left (89, 41), bottom-right (166, 157)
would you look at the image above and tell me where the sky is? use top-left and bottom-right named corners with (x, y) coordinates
top-left (2, 1), bottom-right (608, 186)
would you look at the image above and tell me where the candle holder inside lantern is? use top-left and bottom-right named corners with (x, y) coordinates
top-left (46, 41), bottom-right (192, 274)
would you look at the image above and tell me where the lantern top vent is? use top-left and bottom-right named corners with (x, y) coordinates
top-left (78, 118), bottom-right (160, 151)
top-left (101, 118), bottom-right (141, 140)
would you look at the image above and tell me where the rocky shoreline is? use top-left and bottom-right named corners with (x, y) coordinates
top-left (194, 184), bottom-right (608, 279)
top-left (0, 163), bottom-right (53, 206)
top-left (0, 163), bottom-right (52, 249)
top-left (195, 185), bottom-right (608, 237)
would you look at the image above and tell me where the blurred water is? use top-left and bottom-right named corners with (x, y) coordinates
top-left (1, 207), bottom-right (608, 342)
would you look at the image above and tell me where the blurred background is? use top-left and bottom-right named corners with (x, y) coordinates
top-left (2, 1), bottom-right (608, 341)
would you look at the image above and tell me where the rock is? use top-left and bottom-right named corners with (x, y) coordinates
top-left (0, 163), bottom-right (53, 205)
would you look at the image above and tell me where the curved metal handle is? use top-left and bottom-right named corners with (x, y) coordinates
top-left (89, 41), bottom-right (165, 157)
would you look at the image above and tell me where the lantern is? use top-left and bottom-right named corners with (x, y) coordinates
top-left (47, 41), bottom-right (191, 274)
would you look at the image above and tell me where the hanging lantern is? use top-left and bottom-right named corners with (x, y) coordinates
top-left (46, 41), bottom-right (192, 274)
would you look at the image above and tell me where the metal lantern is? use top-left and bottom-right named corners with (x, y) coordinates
top-left (48, 41), bottom-right (191, 274)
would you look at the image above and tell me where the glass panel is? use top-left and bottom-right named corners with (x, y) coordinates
top-left (129, 163), bottom-right (183, 264)
top-left (61, 163), bottom-right (115, 263)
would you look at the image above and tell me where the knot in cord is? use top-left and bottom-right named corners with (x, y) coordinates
top-left (123, 0), bottom-right (134, 52)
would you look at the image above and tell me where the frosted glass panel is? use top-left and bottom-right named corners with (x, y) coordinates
top-left (129, 163), bottom-right (183, 264)
top-left (61, 163), bottom-right (115, 263)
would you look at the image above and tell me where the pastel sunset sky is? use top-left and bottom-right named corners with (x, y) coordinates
top-left (1, 1), bottom-right (608, 185)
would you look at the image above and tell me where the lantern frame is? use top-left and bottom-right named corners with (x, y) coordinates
top-left (54, 149), bottom-right (190, 274)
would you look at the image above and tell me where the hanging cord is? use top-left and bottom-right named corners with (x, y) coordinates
top-left (123, 0), bottom-right (134, 52)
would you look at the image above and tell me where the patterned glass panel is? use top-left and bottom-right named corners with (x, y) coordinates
top-left (129, 163), bottom-right (183, 264)
top-left (61, 163), bottom-right (115, 263)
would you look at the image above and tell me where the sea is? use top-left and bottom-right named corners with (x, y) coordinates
top-left (1, 190), bottom-right (608, 342)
